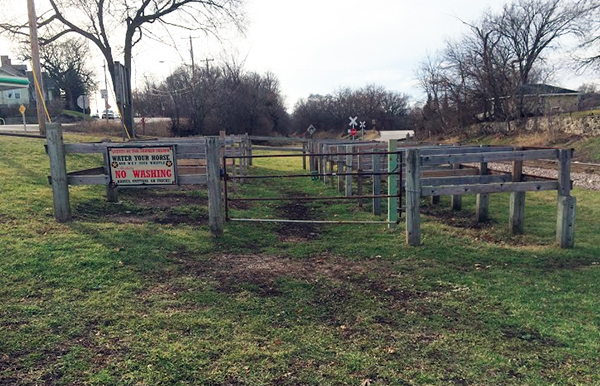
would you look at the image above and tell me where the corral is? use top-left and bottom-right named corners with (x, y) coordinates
top-left (45, 126), bottom-right (575, 248)
top-left (3, 131), bottom-right (600, 384)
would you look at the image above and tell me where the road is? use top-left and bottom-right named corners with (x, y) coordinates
top-left (378, 130), bottom-right (415, 141)
top-left (0, 124), bottom-right (40, 134)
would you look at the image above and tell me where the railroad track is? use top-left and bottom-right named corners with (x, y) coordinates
top-left (523, 159), bottom-right (600, 175)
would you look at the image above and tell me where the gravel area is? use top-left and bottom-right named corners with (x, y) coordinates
top-left (484, 163), bottom-right (600, 191)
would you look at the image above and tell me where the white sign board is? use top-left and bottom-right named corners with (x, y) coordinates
top-left (77, 95), bottom-right (90, 110)
top-left (100, 89), bottom-right (108, 99)
top-left (107, 146), bottom-right (177, 187)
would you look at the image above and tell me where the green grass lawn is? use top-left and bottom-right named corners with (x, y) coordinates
top-left (2, 134), bottom-right (600, 385)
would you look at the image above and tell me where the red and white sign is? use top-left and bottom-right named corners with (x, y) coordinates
top-left (350, 128), bottom-right (357, 136)
top-left (107, 146), bottom-right (177, 187)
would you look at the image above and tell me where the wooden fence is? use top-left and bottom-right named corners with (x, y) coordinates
top-left (304, 140), bottom-right (576, 248)
top-left (46, 125), bottom-right (250, 235)
top-left (47, 130), bottom-right (576, 247)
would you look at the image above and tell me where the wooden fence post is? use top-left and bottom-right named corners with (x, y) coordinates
top-left (302, 142), bottom-right (307, 170)
top-left (405, 149), bottom-right (421, 246)
top-left (46, 123), bottom-right (71, 222)
top-left (206, 137), bottom-right (223, 236)
top-left (345, 145), bottom-right (353, 197)
top-left (387, 139), bottom-right (398, 229)
top-left (337, 147), bottom-right (344, 193)
top-left (309, 139), bottom-right (316, 173)
top-left (246, 134), bottom-right (253, 166)
top-left (357, 149), bottom-right (363, 208)
top-left (318, 143), bottom-right (324, 183)
top-left (451, 163), bottom-right (462, 211)
top-left (557, 149), bottom-right (576, 248)
top-left (329, 153), bottom-right (335, 188)
top-left (509, 156), bottom-right (525, 235)
top-left (372, 153), bottom-right (381, 216)
top-left (476, 161), bottom-right (489, 222)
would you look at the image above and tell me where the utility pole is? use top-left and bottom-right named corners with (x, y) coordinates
top-left (189, 36), bottom-right (196, 80)
top-left (103, 62), bottom-right (109, 124)
top-left (198, 58), bottom-right (214, 75)
top-left (27, 0), bottom-right (46, 135)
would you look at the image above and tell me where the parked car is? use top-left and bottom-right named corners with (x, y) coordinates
top-left (101, 110), bottom-right (115, 119)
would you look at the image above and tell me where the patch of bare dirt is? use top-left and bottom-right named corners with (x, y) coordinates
top-left (274, 192), bottom-right (321, 242)
top-left (106, 211), bottom-right (206, 226)
top-left (421, 204), bottom-right (493, 230)
top-left (75, 189), bottom-right (208, 225)
top-left (169, 253), bottom-right (377, 296)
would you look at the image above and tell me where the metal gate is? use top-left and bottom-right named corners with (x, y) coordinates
top-left (222, 149), bottom-right (403, 225)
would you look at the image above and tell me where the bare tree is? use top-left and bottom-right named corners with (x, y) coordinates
top-left (417, 0), bottom-right (600, 133)
top-left (495, 0), bottom-right (599, 85)
top-left (1, 0), bottom-right (244, 136)
top-left (23, 37), bottom-right (96, 112)
top-left (292, 85), bottom-right (410, 134)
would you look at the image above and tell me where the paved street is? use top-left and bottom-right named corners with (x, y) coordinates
top-left (0, 124), bottom-right (40, 134)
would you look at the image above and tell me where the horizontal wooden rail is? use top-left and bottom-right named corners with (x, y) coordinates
top-left (249, 136), bottom-right (308, 143)
top-left (421, 174), bottom-right (512, 187)
top-left (251, 146), bottom-right (304, 151)
top-left (422, 149), bottom-right (559, 166)
top-left (419, 146), bottom-right (514, 156)
top-left (63, 173), bottom-right (207, 186)
top-left (421, 181), bottom-right (559, 196)
top-left (64, 137), bottom-right (240, 154)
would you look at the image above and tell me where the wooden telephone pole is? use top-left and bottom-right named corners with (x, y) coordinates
top-left (27, 0), bottom-right (46, 135)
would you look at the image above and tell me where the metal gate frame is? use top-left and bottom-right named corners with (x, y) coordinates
top-left (222, 149), bottom-right (403, 225)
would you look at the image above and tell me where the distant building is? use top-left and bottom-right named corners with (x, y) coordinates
top-left (0, 55), bottom-right (59, 108)
top-left (514, 84), bottom-right (580, 116)
top-left (0, 56), bottom-right (29, 107)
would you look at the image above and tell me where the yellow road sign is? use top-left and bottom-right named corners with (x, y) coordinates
top-left (19, 104), bottom-right (26, 115)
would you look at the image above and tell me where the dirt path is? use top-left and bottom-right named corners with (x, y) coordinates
top-left (274, 191), bottom-right (322, 242)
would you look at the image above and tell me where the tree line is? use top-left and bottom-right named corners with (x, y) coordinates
top-left (134, 62), bottom-right (289, 136)
top-left (292, 86), bottom-right (411, 134)
top-left (4, 0), bottom-right (600, 137)
top-left (416, 0), bottom-right (600, 134)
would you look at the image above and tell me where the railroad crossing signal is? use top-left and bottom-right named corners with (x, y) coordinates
top-left (349, 116), bottom-right (358, 128)
top-left (359, 121), bottom-right (366, 129)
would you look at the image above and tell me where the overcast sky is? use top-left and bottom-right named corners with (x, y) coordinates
top-left (1, 0), bottom-right (597, 112)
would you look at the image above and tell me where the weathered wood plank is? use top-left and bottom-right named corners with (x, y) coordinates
top-left (387, 139), bottom-right (398, 229)
top-left (509, 158), bottom-right (525, 235)
top-left (67, 175), bottom-right (109, 185)
top-left (372, 154), bottom-right (381, 216)
top-left (178, 175), bottom-right (208, 185)
top-left (420, 146), bottom-right (514, 156)
top-left (476, 162), bottom-right (489, 222)
top-left (405, 149), bottom-right (421, 246)
top-left (422, 168), bottom-right (479, 178)
top-left (345, 145), bottom-right (353, 197)
top-left (422, 149), bottom-right (559, 166)
top-left (451, 163), bottom-right (462, 211)
top-left (557, 149), bottom-right (572, 197)
top-left (337, 157), bottom-right (344, 193)
top-left (422, 181), bottom-right (558, 196)
top-left (46, 125), bottom-right (71, 221)
top-left (421, 174), bottom-right (511, 187)
top-left (206, 137), bottom-right (223, 236)
top-left (557, 196), bottom-right (576, 248)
